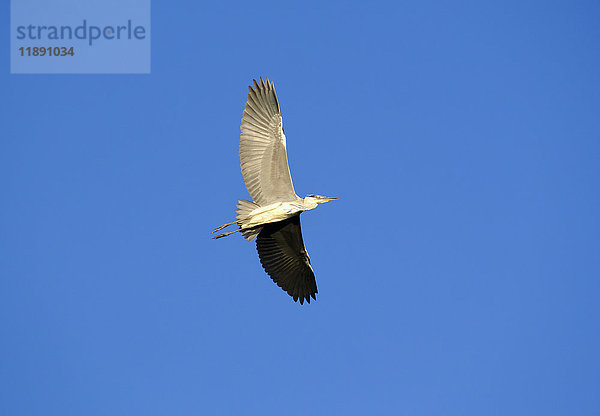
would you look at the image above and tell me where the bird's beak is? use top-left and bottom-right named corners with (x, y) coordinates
top-left (323, 197), bottom-right (338, 202)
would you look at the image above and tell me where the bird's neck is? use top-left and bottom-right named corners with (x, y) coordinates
top-left (302, 197), bottom-right (319, 210)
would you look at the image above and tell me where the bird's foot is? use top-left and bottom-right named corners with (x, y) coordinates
top-left (212, 221), bottom-right (236, 233)
top-left (212, 229), bottom-right (238, 239)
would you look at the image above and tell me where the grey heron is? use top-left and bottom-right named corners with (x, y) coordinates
top-left (212, 78), bottom-right (337, 304)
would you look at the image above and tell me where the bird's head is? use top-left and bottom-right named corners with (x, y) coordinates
top-left (306, 194), bottom-right (338, 204)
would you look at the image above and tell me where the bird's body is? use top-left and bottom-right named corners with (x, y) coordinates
top-left (238, 199), bottom-right (316, 229)
top-left (213, 78), bottom-right (336, 304)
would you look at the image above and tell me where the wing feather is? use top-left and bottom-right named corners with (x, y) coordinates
top-left (239, 78), bottom-right (297, 205)
top-left (255, 215), bottom-right (317, 304)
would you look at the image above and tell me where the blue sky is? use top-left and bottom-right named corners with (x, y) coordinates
top-left (1, 1), bottom-right (600, 415)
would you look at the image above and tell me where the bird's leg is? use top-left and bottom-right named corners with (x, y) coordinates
top-left (212, 221), bottom-right (237, 233)
top-left (212, 228), bottom-right (240, 239)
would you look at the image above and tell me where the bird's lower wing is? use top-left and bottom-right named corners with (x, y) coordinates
top-left (255, 215), bottom-right (317, 304)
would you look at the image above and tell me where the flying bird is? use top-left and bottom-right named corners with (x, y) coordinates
top-left (212, 78), bottom-right (337, 304)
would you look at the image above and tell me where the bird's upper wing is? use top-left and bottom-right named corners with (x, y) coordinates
top-left (256, 215), bottom-right (317, 304)
top-left (239, 78), bottom-right (297, 205)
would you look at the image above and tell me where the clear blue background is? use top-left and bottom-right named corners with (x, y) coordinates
top-left (1, 1), bottom-right (599, 415)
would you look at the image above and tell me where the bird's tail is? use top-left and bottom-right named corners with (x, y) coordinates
top-left (236, 199), bottom-right (262, 241)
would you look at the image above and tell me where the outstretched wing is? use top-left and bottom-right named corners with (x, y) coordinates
top-left (256, 215), bottom-right (317, 304)
top-left (239, 78), bottom-right (297, 205)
